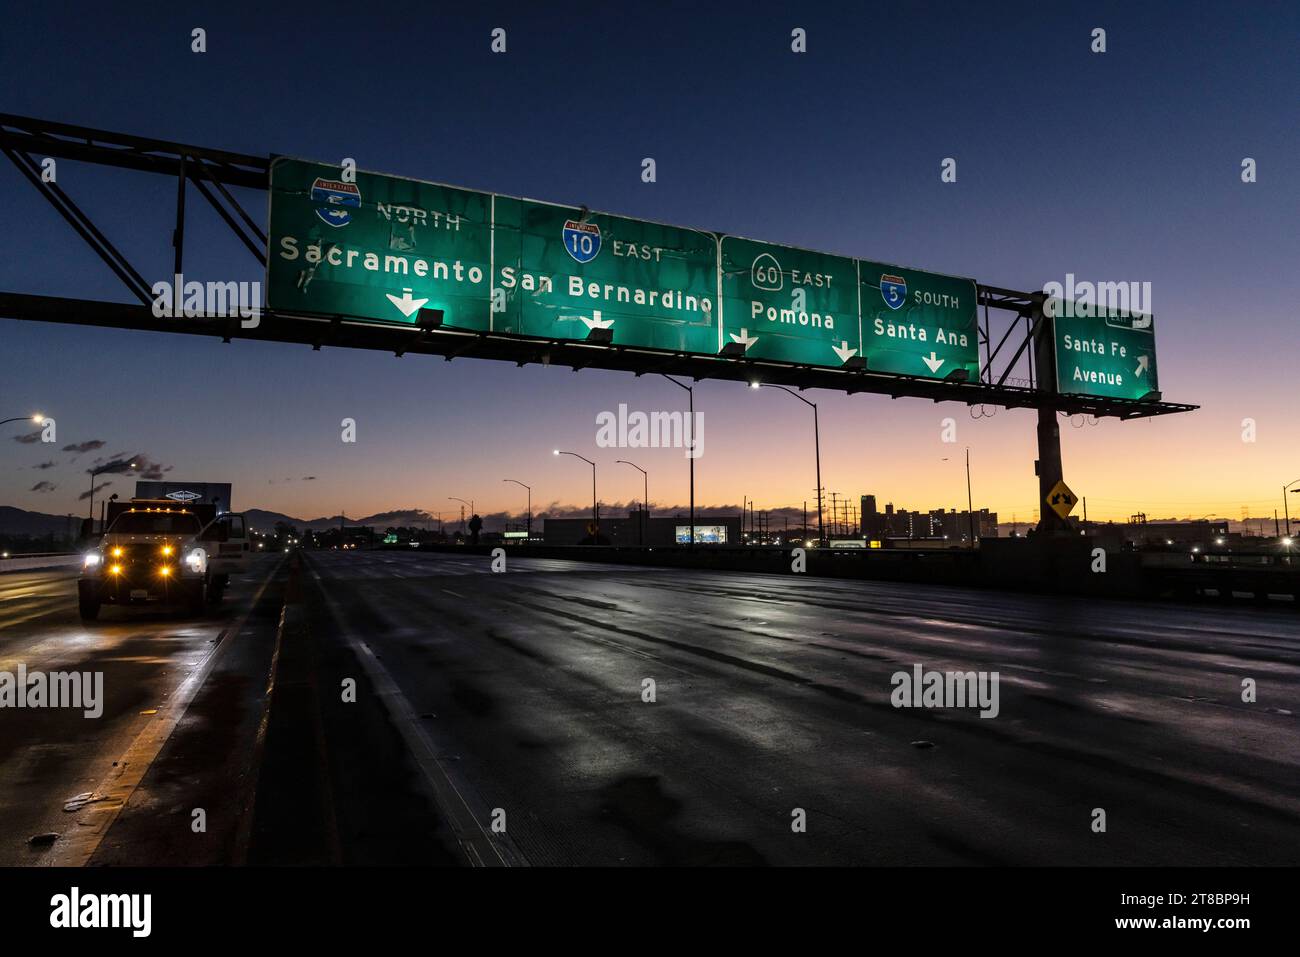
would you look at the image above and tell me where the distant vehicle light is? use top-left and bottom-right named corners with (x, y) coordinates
top-left (1284, 537), bottom-right (1295, 546)
top-left (1215, 538), bottom-right (1225, 545)
top-left (112, 547), bottom-right (123, 557)
top-left (161, 545), bottom-right (173, 556)
top-left (83, 553), bottom-right (101, 567)
top-left (109, 565), bottom-right (122, 575)
top-left (159, 566), bottom-right (171, 576)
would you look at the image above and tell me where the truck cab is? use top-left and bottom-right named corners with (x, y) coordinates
top-left (78, 500), bottom-right (215, 620)
top-left (199, 511), bottom-right (251, 598)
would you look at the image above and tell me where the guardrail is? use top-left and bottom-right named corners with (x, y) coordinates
top-left (0, 552), bottom-right (81, 573)
top-left (381, 540), bottom-right (1298, 606)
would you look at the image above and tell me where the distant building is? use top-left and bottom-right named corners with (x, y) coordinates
top-left (135, 480), bottom-right (233, 512)
top-left (1122, 518), bottom-right (1230, 547)
top-left (542, 510), bottom-right (741, 546)
top-left (861, 495), bottom-right (997, 543)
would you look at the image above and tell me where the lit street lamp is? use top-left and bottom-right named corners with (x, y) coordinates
top-left (554, 450), bottom-right (597, 541)
top-left (1, 413), bottom-right (45, 428)
top-left (751, 382), bottom-right (823, 546)
top-left (503, 479), bottom-right (531, 536)
top-left (615, 460), bottom-right (648, 546)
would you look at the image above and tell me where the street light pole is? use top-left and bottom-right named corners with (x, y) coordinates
top-left (615, 460), bottom-right (648, 546)
top-left (88, 460), bottom-right (136, 531)
top-left (966, 447), bottom-right (976, 547)
top-left (449, 497), bottom-right (472, 535)
top-left (1, 414), bottom-right (44, 428)
top-left (659, 374), bottom-right (695, 548)
top-left (752, 383), bottom-right (823, 546)
top-left (1283, 480), bottom-right (1300, 537)
top-left (554, 450), bottom-right (597, 542)
top-left (503, 479), bottom-right (532, 536)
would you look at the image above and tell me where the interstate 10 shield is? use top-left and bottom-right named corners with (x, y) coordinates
top-left (489, 198), bottom-right (719, 352)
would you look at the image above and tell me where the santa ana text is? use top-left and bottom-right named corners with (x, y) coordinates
top-left (872, 317), bottom-right (969, 346)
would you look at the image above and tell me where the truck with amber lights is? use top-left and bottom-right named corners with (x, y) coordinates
top-left (77, 499), bottom-right (243, 621)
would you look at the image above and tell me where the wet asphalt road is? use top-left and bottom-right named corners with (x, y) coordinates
top-left (303, 549), bottom-right (1300, 866)
top-left (3, 549), bottom-right (1298, 866)
top-left (0, 558), bottom-right (281, 866)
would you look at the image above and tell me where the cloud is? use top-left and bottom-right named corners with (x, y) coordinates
top-left (78, 481), bottom-right (112, 501)
top-left (30, 481), bottom-right (57, 493)
top-left (302, 476), bottom-right (317, 481)
top-left (13, 430), bottom-right (43, 444)
top-left (32, 460), bottom-right (57, 470)
top-left (63, 440), bottom-right (107, 455)
top-left (85, 454), bottom-right (172, 481)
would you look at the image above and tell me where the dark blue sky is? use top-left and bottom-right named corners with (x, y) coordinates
top-left (3, 1), bottom-right (1296, 524)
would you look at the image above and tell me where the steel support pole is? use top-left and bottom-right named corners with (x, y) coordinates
top-left (1032, 307), bottom-right (1069, 535)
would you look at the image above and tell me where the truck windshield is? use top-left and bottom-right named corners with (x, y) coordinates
top-left (109, 512), bottom-right (202, 535)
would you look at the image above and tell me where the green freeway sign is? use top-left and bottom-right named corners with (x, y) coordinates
top-left (267, 157), bottom-right (981, 381)
top-left (720, 237), bottom-right (858, 367)
top-left (860, 264), bottom-right (979, 380)
top-left (267, 158), bottom-right (495, 329)
top-left (493, 198), bottom-right (718, 351)
top-left (1051, 302), bottom-right (1159, 400)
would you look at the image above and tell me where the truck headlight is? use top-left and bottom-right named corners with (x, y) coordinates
top-left (83, 553), bottom-right (101, 568)
top-left (185, 548), bottom-right (206, 573)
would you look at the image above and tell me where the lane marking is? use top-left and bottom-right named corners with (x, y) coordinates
top-left (306, 558), bottom-right (524, 867)
top-left (40, 558), bottom-right (285, 867)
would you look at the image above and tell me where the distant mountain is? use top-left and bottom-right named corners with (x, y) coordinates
top-left (0, 504), bottom-right (444, 537)
top-left (242, 508), bottom-right (439, 533)
top-left (0, 506), bottom-right (76, 537)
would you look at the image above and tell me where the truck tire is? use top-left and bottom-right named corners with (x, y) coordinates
top-left (77, 582), bottom-right (101, 621)
top-left (187, 580), bottom-right (207, 616)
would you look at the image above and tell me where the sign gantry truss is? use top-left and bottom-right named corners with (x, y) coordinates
top-left (0, 114), bottom-right (1196, 421)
